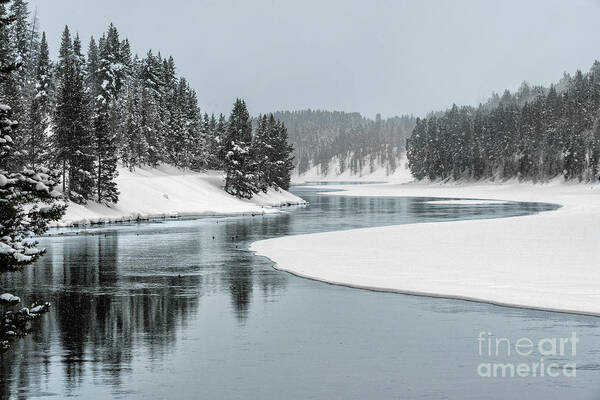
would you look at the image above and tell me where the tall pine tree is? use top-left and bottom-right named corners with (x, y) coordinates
top-left (53, 25), bottom-right (95, 203)
top-left (224, 99), bottom-right (256, 198)
top-left (92, 25), bottom-right (122, 203)
top-left (23, 31), bottom-right (52, 169)
top-left (0, 0), bottom-right (65, 271)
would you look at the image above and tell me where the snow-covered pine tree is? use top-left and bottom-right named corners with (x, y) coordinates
top-left (0, 4), bottom-right (21, 150)
top-left (139, 84), bottom-right (161, 167)
top-left (224, 99), bottom-right (256, 198)
top-left (92, 25), bottom-right (122, 204)
top-left (34, 32), bottom-right (52, 108)
top-left (182, 81), bottom-right (203, 170)
top-left (53, 26), bottom-right (95, 203)
top-left (8, 0), bottom-right (36, 91)
top-left (86, 36), bottom-right (100, 98)
top-left (23, 31), bottom-right (52, 170)
top-left (0, 1), bottom-right (65, 271)
top-left (8, 0), bottom-right (31, 64)
top-left (162, 56), bottom-right (182, 166)
top-left (251, 114), bottom-right (294, 192)
top-left (251, 114), bottom-right (269, 192)
top-left (203, 113), bottom-right (221, 169)
top-left (270, 116), bottom-right (294, 190)
top-left (211, 113), bottom-right (227, 168)
top-left (55, 25), bottom-right (73, 82)
top-left (119, 38), bottom-right (132, 74)
top-left (138, 50), bottom-right (165, 165)
top-left (122, 78), bottom-right (147, 168)
top-left (0, 104), bottom-right (65, 270)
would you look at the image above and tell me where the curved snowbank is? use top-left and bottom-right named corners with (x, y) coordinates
top-left (251, 181), bottom-right (600, 315)
top-left (57, 165), bottom-right (306, 227)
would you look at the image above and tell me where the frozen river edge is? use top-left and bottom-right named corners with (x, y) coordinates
top-left (251, 181), bottom-right (600, 315)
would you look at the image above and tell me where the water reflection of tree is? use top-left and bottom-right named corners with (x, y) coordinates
top-left (1, 229), bottom-right (203, 395)
top-left (223, 222), bottom-right (254, 322)
top-left (221, 213), bottom-right (295, 322)
top-left (0, 244), bottom-right (56, 399)
top-left (55, 237), bottom-right (96, 393)
top-left (0, 212), bottom-right (297, 395)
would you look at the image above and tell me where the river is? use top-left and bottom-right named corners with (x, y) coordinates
top-left (1, 185), bottom-right (598, 399)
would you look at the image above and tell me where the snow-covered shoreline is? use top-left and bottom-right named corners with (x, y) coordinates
top-left (291, 155), bottom-right (413, 184)
top-left (251, 180), bottom-right (600, 315)
top-left (55, 165), bottom-right (306, 227)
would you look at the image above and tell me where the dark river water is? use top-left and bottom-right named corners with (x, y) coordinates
top-left (1, 186), bottom-right (599, 399)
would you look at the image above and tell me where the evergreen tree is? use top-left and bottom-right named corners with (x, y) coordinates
top-left (92, 24), bottom-right (122, 204)
top-left (0, 0), bottom-right (65, 271)
top-left (251, 114), bottom-right (294, 191)
top-left (224, 99), bottom-right (256, 198)
top-left (21, 32), bottom-right (52, 170)
top-left (122, 79), bottom-right (147, 168)
top-left (86, 36), bottom-right (100, 97)
top-left (53, 26), bottom-right (95, 203)
top-left (8, 0), bottom-right (35, 87)
top-left (55, 25), bottom-right (72, 80)
top-left (139, 85), bottom-right (161, 167)
top-left (8, 0), bottom-right (30, 63)
top-left (182, 81), bottom-right (203, 170)
top-left (211, 113), bottom-right (227, 169)
top-left (251, 114), bottom-right (270, 192)
top-left (269, 116), bottom-right (294, 190)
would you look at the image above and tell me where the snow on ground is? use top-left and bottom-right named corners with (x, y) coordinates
top-left (423, 199), bottom-right (509, 205)
top-left (251, 179), bottom-right (600, 315)
top-left (0, 293), bottom-right (20, 304)
top-left (57, 165), bottom-right (305, 227)
top-left (292, 155), bottom-right (412, 184)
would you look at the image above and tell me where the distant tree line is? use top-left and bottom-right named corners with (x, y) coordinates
top-left (274, 110), bottom-right (415, 176)
top-left (407, 65), bottom-right (600, 182)
top-left (0, 0), bottom-right (294, 271)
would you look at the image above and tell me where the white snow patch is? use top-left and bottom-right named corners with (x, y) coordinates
top-left (56, 165), bottom-right (305, 227)
top-left (0, 293), bottom-right (20, 304)
top-left (251, 180), bottom-right (600, 315)
top-left (29, 305), bottom-right (44, 314)
top-left (424, 199), bottom-right (509, 205)
top-left (292, 153), bottom-right (412, 184)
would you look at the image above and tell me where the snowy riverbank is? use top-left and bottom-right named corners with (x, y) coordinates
top-left (56, 165), bottom-right (305, 227)
top-left (251, 180), bottom-right (600, 315)
top-left (291, 155), bottom-right (413, 184)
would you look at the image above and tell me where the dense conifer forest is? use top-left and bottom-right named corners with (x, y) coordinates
top-left (407, 68), bottom-right (600, 182)
top-left (274, 110), bottom-right (415, 176)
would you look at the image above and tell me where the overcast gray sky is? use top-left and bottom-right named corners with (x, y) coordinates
top-left (28, 0), bottom-right (600, 118)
